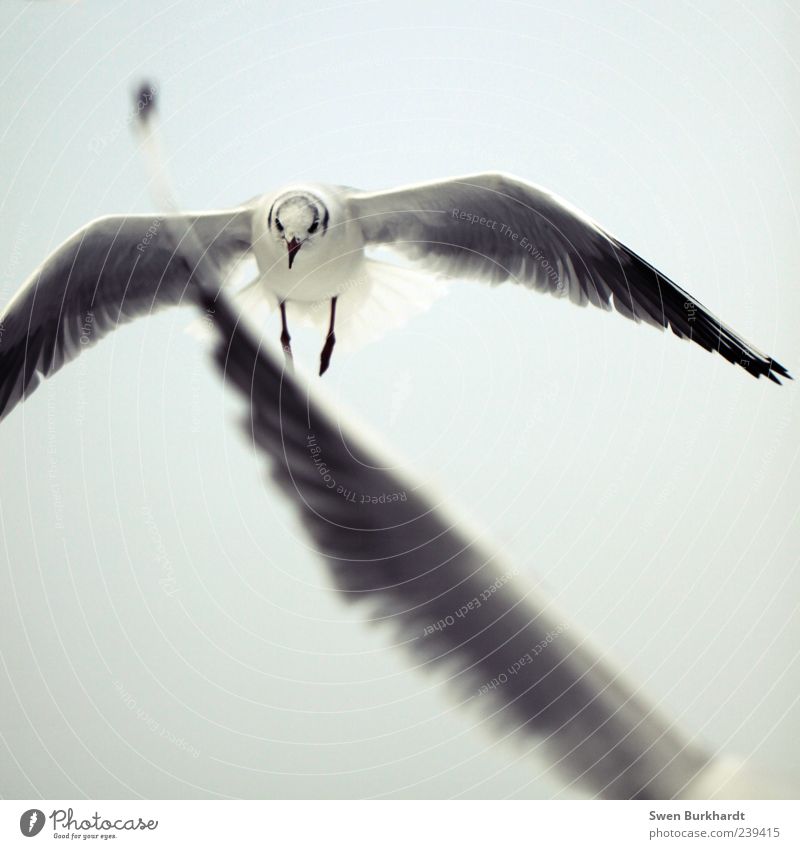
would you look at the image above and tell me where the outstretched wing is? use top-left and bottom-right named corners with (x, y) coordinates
top-left (207, 290), bottom-right (714, 799)
top-left (348, 172), bottom-right (789, 383)
top-left (0, 207), bottom-right (254, 420)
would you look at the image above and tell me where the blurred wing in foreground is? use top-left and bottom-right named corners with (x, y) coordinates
top-left (207, 290), bottom-right (720, 799)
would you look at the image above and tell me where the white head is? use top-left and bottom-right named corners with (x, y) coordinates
top-left (267, 191), bottom-right (329, 269)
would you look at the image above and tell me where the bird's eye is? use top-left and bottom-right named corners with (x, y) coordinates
top-left (276, 219), bottom-right (284, 233)
top-left (308, 219), bottom-right (319, 234)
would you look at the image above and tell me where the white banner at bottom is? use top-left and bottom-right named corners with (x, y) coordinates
top-left (2, 799), bottom-right (797, 848)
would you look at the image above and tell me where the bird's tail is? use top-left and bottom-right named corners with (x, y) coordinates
top-left (286, 258), bottom-right (449, 352)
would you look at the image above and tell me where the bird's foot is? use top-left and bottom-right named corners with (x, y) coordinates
top-left (319, 332), bottom-right (336, 376)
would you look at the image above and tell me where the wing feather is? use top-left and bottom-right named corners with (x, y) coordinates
top-left (348, 172), bottom-right (789, 382)
top-left (0, 206), bottom-right (254, 420)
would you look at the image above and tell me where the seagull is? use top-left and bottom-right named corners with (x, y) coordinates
top-left (0, 140), bottom-right (791, 422)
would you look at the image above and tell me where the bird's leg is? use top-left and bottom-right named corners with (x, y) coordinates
top-left (279, 301), bottom-right (294, 372)
top-left (319, 296), bottom-right (338, 376)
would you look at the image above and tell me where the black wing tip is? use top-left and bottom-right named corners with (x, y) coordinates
top-left (744, 355), bottom-right (791, 385)
top-left (617, 249), bottom-right (792, 387)
top-left (133, 80), bottom-right (158, 126)
top-left (766, 358), bottom-right (792, 384)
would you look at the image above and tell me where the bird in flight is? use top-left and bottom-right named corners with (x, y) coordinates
top-left (0, 171), bottom-right (790, 421)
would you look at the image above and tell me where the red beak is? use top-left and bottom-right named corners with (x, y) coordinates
top-left (286, 237), bottom-right (301, 269)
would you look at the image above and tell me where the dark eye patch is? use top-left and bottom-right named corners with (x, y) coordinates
top-left (276, 219), bottom-right (284, 232)
top-left (308, 218), bottom-right (319, 234)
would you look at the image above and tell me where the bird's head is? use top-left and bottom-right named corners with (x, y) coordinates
top-left (268, 192), bottom-right (329, 269)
